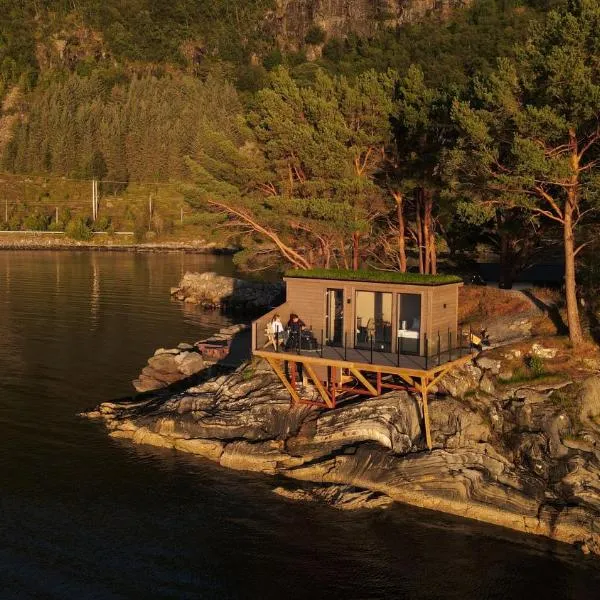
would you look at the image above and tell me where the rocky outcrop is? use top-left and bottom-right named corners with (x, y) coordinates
top-left (85, 341), bottom-right (600, 556)
top-left (132, 324), bottom-right (250, 393)
top-left (268, 0), bottom-right (471, 51)
top-left (171, 272), bottom-right (284, 313)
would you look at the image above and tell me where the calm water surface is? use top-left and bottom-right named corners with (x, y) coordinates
top-left (1, 250), bottom-right (599, 599)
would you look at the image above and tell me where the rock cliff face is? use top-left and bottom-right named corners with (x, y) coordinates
top-left (269, 0), bottom-right (471, 49)
top-left (84, 342), bottom-right (600, 555)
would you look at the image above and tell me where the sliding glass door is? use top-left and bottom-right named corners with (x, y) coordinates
top-left (355, 291), bottom-right (392, 352)
top-left (398, 293), bottom-right (421, 355)
top-left (325, 288), bottom-right (344, 347)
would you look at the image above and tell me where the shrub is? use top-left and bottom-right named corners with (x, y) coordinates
top-left (94, 215), bottom-right (112, 232)
top-left (23, 211), bottom-right (51, 231)
top-left (526, 354), bottom-right (546, 377)
top-left (305, 25), bottom-right (326, 45)
top-left (133, 218), bottom-right (147, 243)
top-left (8, 215), bottom-right (21, 230)
top-left (263, 49), bottom-right (283, 71)
top-left (65, 217), bottom-right (94, 241)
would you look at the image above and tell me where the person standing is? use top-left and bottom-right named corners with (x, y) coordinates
top-left (285, 313), bottom-right (305, 384)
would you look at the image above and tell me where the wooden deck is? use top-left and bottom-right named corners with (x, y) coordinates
top-left (254, 345), bottom-right (476, 450)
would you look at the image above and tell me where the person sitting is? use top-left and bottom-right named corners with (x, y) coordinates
top-left (264, 314), bottom-right (285, 349)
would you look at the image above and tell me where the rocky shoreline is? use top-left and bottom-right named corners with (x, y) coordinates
top-left (0, 233), bottom-right (236, 253)
top-left (84, 337), bottom-right (600, 556)
top-left (171, 271), bottom-right (284, 313)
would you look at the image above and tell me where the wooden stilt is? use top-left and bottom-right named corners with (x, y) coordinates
top-left (266, 358), bottom-right (301, 405)
top-left (420, 377), bottom-right (432, 450)
top-left (376, 371), bottom-right (382, 395)
top-left (290, 362), bottom-right (297, 391)
top-left (349, 367), bottom-right (378, 396)
top-left (304, 362), bottom-right (334, 408)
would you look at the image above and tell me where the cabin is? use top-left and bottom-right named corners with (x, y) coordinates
top-left (252, 269), bottom-right (475, 449)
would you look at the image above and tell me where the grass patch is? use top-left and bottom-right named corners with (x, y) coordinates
top-left (459, 286), bottom-right (532, 323)
top-left (285, 268), bottom-right (462, 286)
top-left (497, 368), bottom-right (566, 387)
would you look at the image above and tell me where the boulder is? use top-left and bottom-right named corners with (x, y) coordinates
top-left (579, 376), bottom-right (600, 431)
top-left (154, 348), bottom-right (180, 356)
top-left (178, 353), bottom-right (205, 376)
top-left (133, 374), bottom-right (164, 393)
top-left (148, 353), bottom-right (179, 375)
top-left (439, 364), bottom-right (482, 398)
top-left (175, 271), bottom-right (283, 312)
top-left (582, 358), bottom-right (600, 371)
top-left (479, 374), bottom-right (495, 395)
top-left (476, 356), bottom-right (502, 375)
top-left (531, 343), bottom-right (558, 359)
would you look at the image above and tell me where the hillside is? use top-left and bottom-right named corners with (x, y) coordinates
top-left (0, 0), bottom-right (561, 253)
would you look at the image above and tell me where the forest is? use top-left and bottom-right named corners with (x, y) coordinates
top-left (0, 0), bottom-right (598, 346)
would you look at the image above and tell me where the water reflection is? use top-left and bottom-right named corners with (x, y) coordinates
top-left (0, 250), bottom-right (599, 599)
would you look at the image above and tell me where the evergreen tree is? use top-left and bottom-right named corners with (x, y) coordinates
top-left (446, 0), bottom-right (600, 345)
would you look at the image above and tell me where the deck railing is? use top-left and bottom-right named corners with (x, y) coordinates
top-left (254, 322), bottom-right (476, 369)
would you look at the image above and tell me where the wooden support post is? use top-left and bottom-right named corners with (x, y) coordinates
top-left (290, 362), bottom-right (297, 391)
top-left (329, 366), bottom-right (338, 407)
top-left (304, 362), bottom-right (334, 408)
top-left (349, 367), bottom-right (378, 396)
top-left (420, 377), bottom-right (432, 450)
top-left (376, 371), bottom-right (382, 395)
top-left (266, 357), bottom-right (301, 405)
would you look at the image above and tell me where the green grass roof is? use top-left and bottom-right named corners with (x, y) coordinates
top-left (285, 268), bottom-right (462, 286)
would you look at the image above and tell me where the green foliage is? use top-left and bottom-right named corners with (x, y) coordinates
top-left (187, 66), bottom-right (398, 270)
top-left (445, 0), bottom-right (600, 341)
top-left (132, 216), bottom-right (148, 243)
top-left (94, 215), bottom-right (112, 232)
top-left (286, 268), bottom-right (462, 285)
top-left (65, 216), bottom-right (94, 241)
top-left (4, 72), bottom-right (241, 183)
top-left (23, 211), bottom-right (51, 231)
top-left (305, 26), bottom-right (326, 45)
top-left (317, 0), bottom-right (539, 90)
top-left (526, 354), bottom-right (546, 377)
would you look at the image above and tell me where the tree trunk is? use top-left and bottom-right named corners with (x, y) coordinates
top-left (429, 227), bottom-right (437, 275)
top-left (564, 197), bottom-right (583, 345)
top-left (416, 192), bottom-right (424, 274)
top-left (393, 192), bottom-right (407, 273)
top-left (499, 229), bottom-right (514, 289)
top-left (422, 190), bottom-right (431, 274)
top-left (352, 232), bottom-right (360, 270)
top-left (423, 190), bottom-right (436, 275)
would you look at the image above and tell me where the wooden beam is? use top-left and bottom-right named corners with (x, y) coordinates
top-left (419, 378), bottom-right (433, 450)
top-left (304, 362), bottom-right (334, 408)
top-left (255, 349), bottom-right (434, 379)
top-left (266, 357), bottom-right (301, 405)
top-left (348, 367), bottom-right (378, 396)
top-left (425, 353), bottom-right (474, 378)
top-left (426, 366), bottom-right (454, 390)
top-left (396, 373), bottom-right (415, 387)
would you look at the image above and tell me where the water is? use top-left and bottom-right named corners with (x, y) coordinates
top-left (1, 250), bottom-right (599, 599)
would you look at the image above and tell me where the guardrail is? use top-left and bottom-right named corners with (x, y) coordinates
top-left (254, 322), bottom-right (478, 369)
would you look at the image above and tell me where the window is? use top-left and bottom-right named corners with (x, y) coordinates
top-left (355, 291), bottom-right (392, 352)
